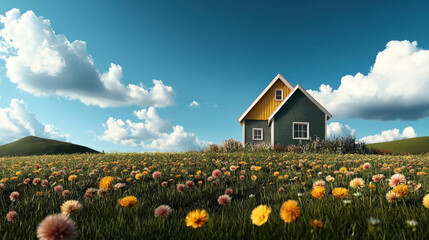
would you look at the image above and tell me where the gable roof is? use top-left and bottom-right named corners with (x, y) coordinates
top-left (238, 73), bottom-right (293, 123)
top-left (267, 84), bottom-right (332, 124)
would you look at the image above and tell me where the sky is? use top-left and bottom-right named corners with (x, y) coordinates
top-left (1, 0), bottom-right (429, 152)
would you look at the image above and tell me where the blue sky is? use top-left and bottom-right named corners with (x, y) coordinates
top-left (1, 0), bottom-right (429, 151)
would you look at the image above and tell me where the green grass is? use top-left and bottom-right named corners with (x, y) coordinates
top-left (0, 136), bottom-right (98, 157)
top-left (0, 152), bottom-right (428, 239)
top-left (367, 137), bottom-right (429, 154)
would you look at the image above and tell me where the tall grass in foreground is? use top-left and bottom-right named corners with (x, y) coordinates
top-left (0, 152), bottom-right (429, 239)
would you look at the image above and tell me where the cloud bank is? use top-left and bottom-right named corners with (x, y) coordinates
top-left (308, 40), bottom-right (429, 120)
top-left (0, 9), bottom-right (174, 108)
top-left (99, 107), bottom-right (211, 151)
top-left (327, 122), bottom-right (356, 139)
top-left (0, 98), bottom-right (69, 144)
top-left (359, 126), bottom-right (417, 144)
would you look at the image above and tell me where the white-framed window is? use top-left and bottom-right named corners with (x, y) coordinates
top-left (275, 89), bottom-right (283, 101)
top-left (292, 122), bottom-right (309, 140)
top-left (252, 128), bottom-right (263, 140)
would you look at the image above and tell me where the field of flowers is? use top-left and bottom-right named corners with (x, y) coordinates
top-left (1, 152), bottom-right (429, 239)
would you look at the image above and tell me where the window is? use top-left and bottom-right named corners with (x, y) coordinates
top-left (252, 128), bottom-right (263, 140)
top-left (293, 122), bottom-right (309, 140)
top-left (275, 89), bottom-right (283, 101)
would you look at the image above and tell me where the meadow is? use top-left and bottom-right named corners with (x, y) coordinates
top-left (1, 151), bottom-right (429, 239)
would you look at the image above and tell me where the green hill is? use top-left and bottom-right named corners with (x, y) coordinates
top-left (367, 136), bottom-right (429, 154)
top-left (0, 136), bottom-right (99, 157)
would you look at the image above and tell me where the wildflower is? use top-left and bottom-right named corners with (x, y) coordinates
top-left (362, 163), bottom-right (370, 170)
top-left (186, 180), bottom-right (195, 188)
top-left (325, 175), bottom-right (335, 182)
top-left (280, 200), bottom-right (300, 223)
top-left (353, 192), bottom-right (362, 197)
top-left (251, 205), bottom-right (271, 226)
top-left (23, 178), bottom-right (31, 184)
top-left (313, 180), bottom-right (326, 188)
top-left (114, 183), bottom-right (126, 190)
top-left (41, 180), bottom-right (48, 187)
top-left (309, 219), bottom-right (323, 229)
top-left (33, 178), bottom-right (41, 185)
top-left (368, 183), bottom-right (376, 190)
top-left (225, 188), bottom-right (233, 195)
top-left (249, 194), bottom-right (255, 199)
top-left (61, 200), bottom-right (82, 216)
top-left (135, 173), bottom-right (143, 180)
top-left (0, 183), bottom-right (5, 191)
top-left (99, 176), bottom-right (114, 190)
top-left (152, 171), bottom-right (161, 179)
top-left (54, 185), bottom-right (63, 192)
top-left (212, 169), bottom-right (222, 178)
top-left (339, 167), bottom-right (347, 173)
top-left (349, 178), bottom-right (365, 189)
top-left (393, 184), bottom-right (408, 197)
top-left (218, 194), bottom-right (232, 205)
top-left (10, 191), bottom-right (19, 202)
top-left (386, 190), bottom-right (401, 203)
top-left (251, 175), bottom-right (257, 181)
top-left (161, 181), bottom-right (168, 188)
top-left (343, 200), bottom-right (351, 205)
top-left (368, 217), bottom-right (381, 225)
top-left (118, 196), bottom-right (138, 207)
top-left (62, 190), bottom-right (70, 197)
top-left (37, 214), bottom-right (77, 240)
top-left (332, 188), bottom-right (348, 199)
top-left (6, 211), bottom-right (18, 221)
top-left (278, 187), bottom-right (285, 193)
top-left (422, 194), bottom-right (429, 208)
top-left (311, 186), bottom-right (325, 199)
top-left (186, 209), bottom-right (209, 228)
top-left (389, 173), bottom-right (406, 187)
top-left (297, 193), bottom-right (303, 197)
top-left (97, 189), bottom-right (108, 197)
top-left (68, 175), bottom-right (77, 181)
top-left (177, 184), bottom-right (186, 192)
top-left (154, 205), bottom-right (172, 218)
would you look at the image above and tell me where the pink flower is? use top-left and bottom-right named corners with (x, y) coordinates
top-left (362, 163), bottom-right (370, 170)
top-left (186, 180), bottom-right (195, 188)
top-left (240, 170), bottom-right (246, 174)
top-left (212, 169), bottom-right (222, 178)
top-left (6, 211), bottom-right (18, 221)
top-left (154, 205), bottom-right (172, 218)
top-left (278, 187), bottom-right (285, 193)
top-left (0, 183), bottom-right (5, 191)
top-left (389, 173), bottom-right (406, 187)
top-left (177, 184), bottom-right (186, 192)
top-left (161, 181), bottom-right (168, 187)
top-left (152, 171), bottom-right (161, 180)
top-left (372, 174), bottom-right (384, 183)
top-left (239, 175), bottom-right (245, 180)
top-left (10, 191), bottom-right (19, 202)
top-left (211, 181), bottom-right (217, 186)
top-left (62, 190), bottom-right (70, 197)
top-left (54, 185), bottom-right (63, 192)
top-left (37, 214), bottom-right (77, 240)
top-left (225, 188), bottom-right (233, 195)
top-left (23, 178), bottom-right (31, 184)
top-left (41, 180), bottom-right (48, 187)
top-left (33, 178), bottom-right (41, 185)
top-left (218, 194), bottom-right (232, 205)
top-left (313, 180), bottom-right (326, 188)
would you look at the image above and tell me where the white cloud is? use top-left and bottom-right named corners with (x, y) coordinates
top-left (0, 9), bottom-right (175, 108)
top-left (359, 126), bottom-right (417, 144)
top-left (327, 122), bottom-right (356, 139)
top-left (308, 40), bottom-right (429, 120)
top-left (99, 107), bottom-right (211, 151)
top-left (189, 101), bottom-right (199, 107)
top-left (0, 98), bottom-right (69, 144)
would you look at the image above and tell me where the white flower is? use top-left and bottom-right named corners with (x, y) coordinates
top-left (353, 192), bottom-right (362, 197)
top-left (368, 217), bottom-right (381, 225)
top-left (406, 220), bottom-right (418, 227)
top-left (297, 193), bottom-right (303, 197)
top-left (248, 194), bottom-right (255, 199)
top-left (343, 200), bottom-right (351, 205)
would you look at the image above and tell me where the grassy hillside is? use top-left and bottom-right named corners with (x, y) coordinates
top-left (0, 136), bottom-right (98, 157)
top-left (367, 136), bottom-right (429, 154)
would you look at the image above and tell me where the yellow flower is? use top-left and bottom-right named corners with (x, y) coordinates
top-left (339, 167), bottom-right (347, 173)
top-left (255, 166), bottom-right (262, 171)
top-left (135, 173), bottom-right (143, 180)
top-left (119, 196), bottom-right (138, 207)
top-left (280, 200), bottom-right (300, 223)
top-left (126, 178), bottom-right (133, 182)
top-left (310, 219), bottom-right (324, 229)
top-left (423, 194), bottom-right (429, 208)
top-left (251, 205), bottom-right (271, 226)
top-left (99, 176), bottom-right (114, 190)
top-left (311, 186), bottom-right (325, 199)
top-left (185, 209), bottom-right (209, 228)
top-left (349, 178), bottom-right (364, 189)
top-left (394, 168), bottom-right (402, 173)
top-left (368, 183), bottom-right (376, 190)
top-left (35, 191), bottom-right (43, 196)
top-left (273, 172), bottom-right (279, 177)
top-left (68, 175), bottom-right (77, 181)
top-left (332, 188), bottom-right (348, 199)
top-left (251, 175), bottom-right (257, 181)
top-left (51, 172), bottom-right (57, 176)
top-left (393, 184), bottom-right (408, 197)
top-left (10, 177), bottom-right (18, 181)
top-left (15, 171), bottom-right (21, 175)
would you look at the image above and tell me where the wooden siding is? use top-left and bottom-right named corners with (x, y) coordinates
top-left (244, 120), bottom-right (271, 145)
top-left (244, 79), bottom-right (291, 121)
top-left (273, 90), bottom-right (326, 146)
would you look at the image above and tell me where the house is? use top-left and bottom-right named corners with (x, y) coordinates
top-left (238, 73), bottom-right (332, 147)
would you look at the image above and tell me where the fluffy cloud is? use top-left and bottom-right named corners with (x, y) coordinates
top-left (327, 122), bottom-right (356, 139)
top-left (189, 101), bottom-right (199, 107)
top-left (359, 126), bottom-right (417, 144)
top-left (99, 107), bottom-right (211, 151)
top-left (308, 40), bottom-right (429, 120)
top-left (0, 9), bottom-right (174, 108)
top-left (0, 98), bottom-right (68, 144)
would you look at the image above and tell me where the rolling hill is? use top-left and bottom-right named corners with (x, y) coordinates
top-left (367, 136), bottom-right (429, 154)
top-left (0, 136), bottom-right (99, 157)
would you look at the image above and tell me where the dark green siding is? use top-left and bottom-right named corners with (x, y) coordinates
top-left (273, 90), bottom-right (326, 146)
top-left (244, 120), bottom-right (271, 145)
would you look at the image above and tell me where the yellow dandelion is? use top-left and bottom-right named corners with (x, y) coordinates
top-left (280, 200), bottom-right (300, 223)
top-left (332, 188), bottom-right (348, 199)
top-left (185, 209), bottom-right (209, 228)
top-left (393, 184), bottom-right (409, 197)
top-left (339, 167), bottom-right (347, 173)
top-left (99, 176), bottom-right (114, 190)
top-left (251, 205), bottom-right (271, 226)
top-left (118, 196), bottom-right (138, 207)
top-left (273, 172), bottom-right (279, 177)
top-left (310, 219), bottom-right (324, 229)
top-left (135, 173), bottom-right (143, 180)
top-left (68, 175), bottom-right (77, 181)
top-left (423, 194), bottom-right (429, 208)
top-left (311, 186), bottom-right (325, 199)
